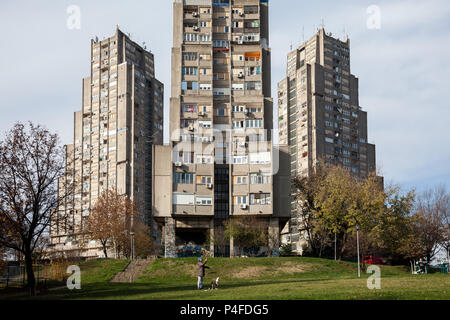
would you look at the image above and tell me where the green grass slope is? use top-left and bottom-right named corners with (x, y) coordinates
top-left (4, 257), bottom-right (449, 300)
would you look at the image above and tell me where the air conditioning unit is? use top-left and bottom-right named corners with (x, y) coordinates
top-left (188, 126), bottom-right (195, 132)
top-left (174, 162), bottom-right (183, 167)
top-left (192, 12), bottom-right (199, 17)
top-left (238, 72), bottom-right (244, 78)
top-left (238, 40), bottom-right (244, 44)
top-left (244, 109), bottom-right (249, 115)
top-left (193, 26), bottom-right (200, 31)
top-left (199, 111), bottom-right (206, 116)
top-left (207, 184), bottom-right (213, 189)
top-left (239, 143), bottom-right (247, 148)
top-left (239, 12), bottom-right (245, 17)
top-left (240, 204), bottom-right (248, 210)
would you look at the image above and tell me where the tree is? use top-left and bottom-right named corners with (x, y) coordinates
top-left (117, 218), bottom-right (156, 259)
top-left (0, 122), bottom-right (71, 293)
top-left (314, 167), bottom-right (385, 259)
top-left (292, 164), bottom-right (330, 257)
top-left (85, 189), bottom-right (136, 258)
top-left (224, 216), bottom-right (268, 257)
top-left (412, 186), bottom-right (449, 262)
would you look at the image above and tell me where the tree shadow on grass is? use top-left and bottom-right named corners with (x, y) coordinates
top-left (31, 278), bottom-right (335, 300)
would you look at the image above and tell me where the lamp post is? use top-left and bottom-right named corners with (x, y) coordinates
top-left (334, 232), bottom-right (337, 261)
top-left (130, 231), bottom-right (135, 283)
top-left (356, 224), bottom-right (361, 278)
top-left (130, 231), bottom-right (135, 261)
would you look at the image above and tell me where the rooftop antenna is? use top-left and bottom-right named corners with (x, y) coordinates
top-left (143, 41), bottom-right (147, 50)
top-left (95, 36), bottom-right (99, 43)
top-left (290, 41), bottom-right (293, 51)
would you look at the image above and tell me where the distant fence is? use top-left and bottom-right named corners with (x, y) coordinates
top-left (0, 264), bottom-right (48, 287)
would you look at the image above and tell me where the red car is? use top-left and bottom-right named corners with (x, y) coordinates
top-left (363, 255), bottom-right (390, 265)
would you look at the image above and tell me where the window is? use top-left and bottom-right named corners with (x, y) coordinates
top-left (325, 137), bottom-right (334, 144)
top-left (196, 155), bottom-right (213, 164)
top-left (246, 66), bottom-right (261, 76)
top-left (216, 108), bottom-right (226, 116)
top-left (173, 193), bottom-right (195, 205)
top-left (182, 104), bottom-right (197, 113)
top-left (250, 193), bottom-right (271, 205)
top-left (180, 119), bottom-right (196, 128)
top-left (197, 176), bottom-right (212, 184)
top-left (233, 176), bottom-right (248, 184)
top-left (233, 156), bottom-right (248, 164)
top-left (199, 54), bottom-right (211, 61)
top-left (232, 83), bottom-right (244, 90)
top-left (182, 67), bottom-right (197, 75)
top-left (173, 173), bottom-right (194, 184)
top-left (199, 83), bottom-right (212, 90)
top-left (199, 34), bottom-right (211, 42)
top-left (232, 105), bottom-right (246, 113)
top-left (184, 33), bottom-right (197, 42)
top-left (183, 52), bottom-right (198, 61)
top-left (249, 152), bottom-right (271, 164)
top-left (181, 81), bottom-right (198, 91)
top-left (199, 121), bottom-right (212, 128)
top-left (173, 151), bottom-right (194, 164)
top-left (245, 81), bottom-right (261, 90)
top-left (196, 196), bottom-right (212, 206)
top-left (213, 40), bottom-right (230, 48)
top-left (232, 121), bottom-right (245, 129)
top-left (234, 196), bottom-right (248, 205)
top-left (249, 173), bottom-right (270, 184)
top-left (245, 119), bottom-right (263, 128)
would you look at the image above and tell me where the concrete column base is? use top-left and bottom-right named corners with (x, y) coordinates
top-left (268, 218), bottom-right (280, 257)
top-left (164, 217), bottom-right (176, 258)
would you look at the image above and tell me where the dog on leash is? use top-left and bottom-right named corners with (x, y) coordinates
top-left (210, 277), bottom-right (220, 290)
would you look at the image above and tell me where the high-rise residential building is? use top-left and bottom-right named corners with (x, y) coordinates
top-left (152, 0), bottom-right (290, 258)
top-left (49, 28), bottom-right (164, 258)
top-left (278, 28), bottom-right (379, 254)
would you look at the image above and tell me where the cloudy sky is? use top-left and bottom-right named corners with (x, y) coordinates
top-left (0, 0), bottom-right (449, 192)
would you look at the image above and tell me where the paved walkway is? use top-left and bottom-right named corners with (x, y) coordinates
top-left (110, 257), bottom-right (156, 283)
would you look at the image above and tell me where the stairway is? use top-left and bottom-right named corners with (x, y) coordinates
top-left (111, 257), bottom-right (156, 283)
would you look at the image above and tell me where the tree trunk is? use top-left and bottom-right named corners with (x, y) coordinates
top-left (338, 233), bottom-right (348, 260)
top-left (102, 242), bottom-right (108, 258)
top-left (24, 247), bottom-right (36, 296)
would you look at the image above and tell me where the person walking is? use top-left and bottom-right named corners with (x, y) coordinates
top-left (197, 257), bottom-right (210, 290)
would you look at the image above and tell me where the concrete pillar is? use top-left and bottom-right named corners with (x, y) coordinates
top-left (268, 218), bottom-right (280, 257)
top-left (229, 236), bottom-right (235, 257)
top-left (164, 217), bottom-right (176, 258)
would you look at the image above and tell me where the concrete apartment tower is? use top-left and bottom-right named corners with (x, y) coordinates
top-left (277, 29), bottom-right (378, 254)
top-left (50, 28), bottom-right (164, 258)
top-left (152, 0), bottom-right (290, 258)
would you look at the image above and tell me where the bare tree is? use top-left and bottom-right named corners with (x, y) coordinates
top-left (85, 189), bottom-right (135, 258)
top-left (413, 186), bottom-right (449, 262)
top-left (0, 122), bottom-right (71, 293)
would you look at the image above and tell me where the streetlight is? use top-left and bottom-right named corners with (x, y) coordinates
top-left (129, 231), bottom-right (135, 283)
top-left (130, 231), bottom-right (135, 261)
top-left (356, 224), bottom-right (361, 278)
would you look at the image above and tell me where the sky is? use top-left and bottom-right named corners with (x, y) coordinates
top-left (0, 0), bottom-right (449, 193)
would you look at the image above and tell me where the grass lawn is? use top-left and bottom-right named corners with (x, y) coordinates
top-left (2, 257), bottom-right (449, 300)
